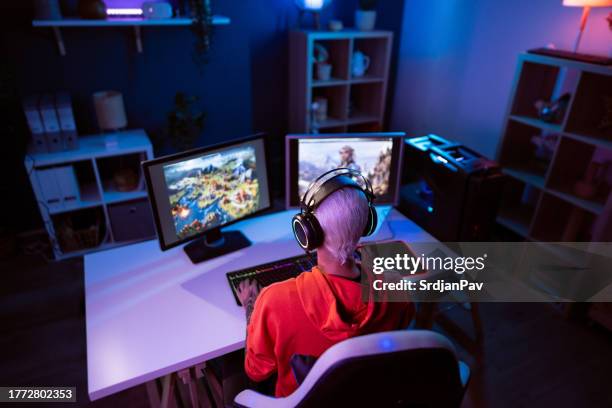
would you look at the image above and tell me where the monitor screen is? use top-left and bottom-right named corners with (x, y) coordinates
top-left (144, 136), bottom-right (270, 250)
top-left (285, 133), bottom-right (404, 208)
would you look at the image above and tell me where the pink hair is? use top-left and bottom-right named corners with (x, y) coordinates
top-left (315, 187), bottom-right (369, 264)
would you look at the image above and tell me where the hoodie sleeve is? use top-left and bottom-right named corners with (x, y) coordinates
top-left (244, 287), bottom-right (277, 382)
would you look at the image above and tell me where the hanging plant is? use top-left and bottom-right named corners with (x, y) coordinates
top-left (189, 0), bottom-right (213, 70)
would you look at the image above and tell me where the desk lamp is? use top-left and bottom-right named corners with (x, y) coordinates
top-left (563, 0), bottom-right (612, 52)
top-left (296, 0), bottom-right (332, 30)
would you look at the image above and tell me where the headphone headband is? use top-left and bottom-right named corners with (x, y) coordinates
top-left (300, 168), bottom-right (374, 210)
top-left (293, 167), bottom-right (378, 251)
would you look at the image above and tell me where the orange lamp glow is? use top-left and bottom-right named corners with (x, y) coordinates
top-left (563, 0), bottom-right (612, 51)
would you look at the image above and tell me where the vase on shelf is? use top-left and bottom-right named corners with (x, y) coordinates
top-left (355, 10), bottom-right (376, 31)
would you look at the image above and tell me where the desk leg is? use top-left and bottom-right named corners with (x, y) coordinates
top-left (198, 363), bottom-right (223, 408)
top-left (160, 374), bottom-right (177, 408)
top-left (146, 379), bottom-right (161, 408)
top-left (178, 368), bottom-right (206, 408)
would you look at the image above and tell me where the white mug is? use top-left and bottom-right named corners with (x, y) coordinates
top-left (352, 51), bottom-right (371, 77)
top-left (316, 63), bottom-right (333, 81)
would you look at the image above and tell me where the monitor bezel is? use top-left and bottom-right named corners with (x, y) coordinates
top-left (285, 132), bottom-right (406, 209)
top-left (143, 133), bottom-right (272, 251)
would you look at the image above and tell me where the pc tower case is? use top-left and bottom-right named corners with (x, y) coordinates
top-left (399, 135), bottom-right (506, 242)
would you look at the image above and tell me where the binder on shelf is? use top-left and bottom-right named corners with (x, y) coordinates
top-left (36, 167), bottom-right (63, 212)
top-left (55, 92), bottom-right (79, 150)
top-left (22, 95), bottom-right (48, 153)
top-left (39, 94), bottom-right (63, 153)
top-left (55, 165), bottom-right (81, 206)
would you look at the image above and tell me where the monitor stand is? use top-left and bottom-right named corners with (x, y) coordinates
top-left (183, 228), bottom-right (251, 264)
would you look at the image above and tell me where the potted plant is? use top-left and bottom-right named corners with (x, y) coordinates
top-left (313, 43), bottom-right (332, 81)
top-left (355, 0), bottom-right (377, 31)
top-left (167, 92), bottom-right (205, 151)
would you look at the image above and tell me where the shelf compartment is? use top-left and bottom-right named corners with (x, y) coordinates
top-left (564, 131), bottom-right (612, 151)
top-left (347, 122), bottom-right (382, 133)
top-left (348, 82), bottom-right (384, 121)
top-left (311, 85), bottom-right (349, 130)
top-left (531, 193), bottom-right (596, 242)
top-left (318, 125), bottom-right (348, 134)
top-left (51, 206), bottom-right (108, 254)
top-left (510, 61), bottom-right (560, 123)
top-left (546, 137), bottom-right (610, 214)
top-left (96, 152), bottom-right (147, 203)
top-left (312, 39), bottom-right (350, 81)
top-left (499, 120), bottom-right (556, 183)
top-left (565, 71), bottom-right (612, 143)
top-left (35, 160), bottom-right (102, 215)
top-left (353, 37), bottom-right (390, 78)
top-left (496, 178), bottom-right (541, 237)
top-left (107, 198), bottom-right (156, 243)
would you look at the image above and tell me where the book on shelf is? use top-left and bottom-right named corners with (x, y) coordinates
top-left (22, 95), bottom-right (48, 153)
top-left (55, 92), bottom-right (79, 150)
top-left (39, 94), bottom-right (63, 153)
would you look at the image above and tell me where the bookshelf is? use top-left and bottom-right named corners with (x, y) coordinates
top-left (289, 30), bottom-right (393, 134)
top-left (25, 129), bottom-right (156, 260)
top-left (496, 53), bottom-right (612, 242)
top-left (496, 53), bottom-right (612, 329)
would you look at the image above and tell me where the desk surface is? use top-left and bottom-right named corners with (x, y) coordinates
top-left (84, 208), bottom-right (436, 400)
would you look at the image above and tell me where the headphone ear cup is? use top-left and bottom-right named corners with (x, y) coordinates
top-left (362, 204), bottom-right (378, 237)
top-left (292, 212), bottom-right (324, 250)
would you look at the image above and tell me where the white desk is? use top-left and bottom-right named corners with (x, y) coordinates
top-left (84, 208), bottom-right (436, 401)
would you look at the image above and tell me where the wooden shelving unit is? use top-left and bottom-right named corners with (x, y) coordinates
top-left (32, 16), bottom-right (231, 55)
top-left (497, 53), bottom-right (612, 242)
top-left (289, 30), bottom-right (392, 134)
top-left (497, 53), bottom-right (612, 329)
top-left (25, 130), bottom-right (156, 260)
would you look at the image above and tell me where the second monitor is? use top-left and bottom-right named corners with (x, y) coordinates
top-left (285, 133), bottom-right (405, 208)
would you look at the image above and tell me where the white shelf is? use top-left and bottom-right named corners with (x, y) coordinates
top-left (503, 167), bottom-right (546, 189)
top-left (32, 16), bottom-right (230, 27)
top-left (103, 189), bottom-right (148, 205)
top-left (26, 129), bottom-right (151, 167)
top-left (509, 114), bottom-right (562, 133)
top-left (312, 78), bottom-right (348, 87)
top-left (350, 75), bottom-right (385, 84)
top-left (25, 129), bottom-right (155, 260)
top-left (32, 16), bottom-right (230, 55)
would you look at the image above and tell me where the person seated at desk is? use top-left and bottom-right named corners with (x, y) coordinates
top-left (236, 173), bottom-right (414, 398)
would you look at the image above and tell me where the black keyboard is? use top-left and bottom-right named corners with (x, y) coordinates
top-left (226, 253), bottom-right (316, 306)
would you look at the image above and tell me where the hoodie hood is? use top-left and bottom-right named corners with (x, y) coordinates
top-left (295, 266), bottom-right (390, 341)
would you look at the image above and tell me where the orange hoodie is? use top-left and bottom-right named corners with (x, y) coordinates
top-left (244, 266), bottom-right (414, 397)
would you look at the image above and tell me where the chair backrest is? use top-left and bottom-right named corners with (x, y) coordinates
top-left (235, 329), bottom-right (468, 408)
top-left (287, 330), bottom-right (465, 407)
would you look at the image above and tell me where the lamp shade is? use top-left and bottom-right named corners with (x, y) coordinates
top-left (295, 0), bottom-right (331, 11)
top-left (563, 0), bottom-right (612, 6)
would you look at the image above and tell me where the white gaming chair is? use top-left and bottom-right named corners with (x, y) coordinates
top-left (234, 330), bottom-right (470, 408)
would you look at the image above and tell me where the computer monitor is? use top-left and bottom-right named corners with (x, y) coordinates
top-left (143, 134), bottom-right (271, 263)
top-left (285, 133), bottom-right (405, 208)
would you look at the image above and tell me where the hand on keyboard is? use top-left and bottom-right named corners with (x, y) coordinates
top-left (236, 279), bottom-right (261, 306)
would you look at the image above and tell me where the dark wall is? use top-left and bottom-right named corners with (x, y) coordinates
top-left (1, 0), bottom-right (405, 233)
